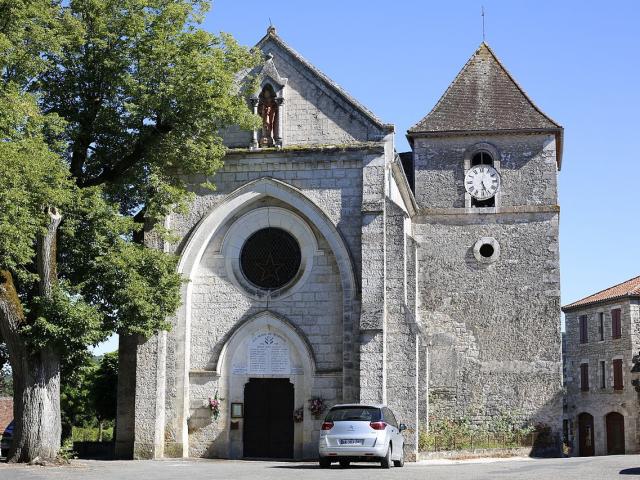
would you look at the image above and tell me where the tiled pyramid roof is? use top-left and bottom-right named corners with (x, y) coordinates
top-left (409, 43), bottom-right (561, 134)
top-left (562, 275), bottom-right (640, 311)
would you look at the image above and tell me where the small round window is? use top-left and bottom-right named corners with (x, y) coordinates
top-left (473, 237), bottom-right (500, 264)
top-left (479, 243), bottom-right (495, 258)
top-left (240, 228), bottom-right (302, 290)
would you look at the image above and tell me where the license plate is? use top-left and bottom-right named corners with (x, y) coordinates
top-left (340, 439), bottom-right (363, 445)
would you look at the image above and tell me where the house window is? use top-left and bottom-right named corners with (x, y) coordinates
top-left (611, 309), bottom-right (622, 339)
top-left (600, 361), bottom-right (606, 389)
top-left (613, 359), bottom-right (624, 390)
top-left (580, 363), bottom-right (589, 391)
top-left (579, 315), bottom-right (588, 344)
top-left (598, 312), bottom-right (604, 341)
top-left (470, 152), bottom-right (496, 208)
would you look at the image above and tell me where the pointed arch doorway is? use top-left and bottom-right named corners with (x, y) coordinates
top-left (216, 311), bottom-right (318, 459)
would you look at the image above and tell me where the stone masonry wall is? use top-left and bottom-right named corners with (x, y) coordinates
top-left (564, 299), bottom-right (639, 455)
top-left (223, 39), bottom-right (387, 149)
top-left (414, 211), bottom-right (562, 431)
top-left (384, 200), bottom-right (420, 458)
top-left (413, 133), bottom-right (558, 209)
top-left (259, 42), bottom-right (386, 146)
top-left (0, 397), bottom-right (12, 433)
top-left (156, 147), bottom-right (378, 457)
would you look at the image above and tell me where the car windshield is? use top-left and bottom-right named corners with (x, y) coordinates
top-left (325, 407), bottom-right (381, 422)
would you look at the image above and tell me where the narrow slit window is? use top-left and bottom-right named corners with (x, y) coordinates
top-left (598, 312), bottom-right (604, 341)
top-left (600, 361), bottom-right (606, 389)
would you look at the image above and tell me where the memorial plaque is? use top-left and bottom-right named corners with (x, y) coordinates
top-left (232, 365), bottom-right (247, 375)
top-left (248, 332), bottom-right (291, 374)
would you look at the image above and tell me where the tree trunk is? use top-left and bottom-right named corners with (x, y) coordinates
top-left (0, 208), bottom-right (63, 462)
top-left (10, 348), bottom-right (61, 462)
top-left (98, 420), bottom-right (103, 442)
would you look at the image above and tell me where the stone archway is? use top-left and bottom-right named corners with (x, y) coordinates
top-left (578, 412), bottom-right (594, 457)
top-left (216, 311), bottom-right (317, 459)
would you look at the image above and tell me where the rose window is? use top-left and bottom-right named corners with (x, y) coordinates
top-left (240, 228), bottom-right (302, 290)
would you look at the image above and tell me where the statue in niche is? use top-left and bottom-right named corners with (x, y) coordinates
top-left (258, 84), bottom-right (278, 146)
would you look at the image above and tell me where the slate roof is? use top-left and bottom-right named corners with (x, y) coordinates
top-left (408, 42), bottom-right (562, 137)
top-left (562, 275), bottom-right (640, 312)
top-left (255, 27), bottom-right (394, 133)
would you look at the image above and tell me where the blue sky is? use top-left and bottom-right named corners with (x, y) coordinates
top-left (94, 0), bottom-right (639, 354)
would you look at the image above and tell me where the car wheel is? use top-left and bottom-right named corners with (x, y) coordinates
top-left (319, 457), bottom-right (331, 468)
top-left (380, 444), bottom-right (392, 469)
top-left (393, 445), bottom-right (404, 467)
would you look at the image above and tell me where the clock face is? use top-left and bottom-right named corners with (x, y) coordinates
top-left (465, 165), bottom-right (500, 200)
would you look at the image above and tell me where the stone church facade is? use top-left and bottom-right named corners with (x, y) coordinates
top-left (115, 27), bottom-right (564, 460)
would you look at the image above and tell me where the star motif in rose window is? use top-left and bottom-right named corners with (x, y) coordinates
top-left (255, 253), bottom-right (285, 282)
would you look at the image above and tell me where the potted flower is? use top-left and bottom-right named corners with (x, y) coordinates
top-left (308, 397), bottom-right (326, 419)
top-left (208, 392), bottom-right (221, 420)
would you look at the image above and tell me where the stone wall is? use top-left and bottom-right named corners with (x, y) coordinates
top-left (0, 397), bottom-right (12, 433)
top-left (259, 41), bottom-right (386, 146)
top-left (414, 211), bottom-right (562, 430)
top-left (564, 299), bottom-right (639, 455)
top-left (410, 131), bottom-right (562, 438)
top-left (148, 146), bottom-right (387, 458)
top-left (223, 36), bottom-right (388, 150)
top-left (412, 133), bottom-right (558, 209)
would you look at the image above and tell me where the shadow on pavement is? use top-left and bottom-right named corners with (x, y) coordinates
top-left (620, 467), bottom-right (640, 475)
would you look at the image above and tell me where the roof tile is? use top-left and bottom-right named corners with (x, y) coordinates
top-left (409, 43), bottom-right (561, 134)
top-left (562, 275), bottom-right (640, 311)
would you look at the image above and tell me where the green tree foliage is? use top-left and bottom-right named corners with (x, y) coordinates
top-left (0, 0), bottom-right (260, 461)
top-left (92, 352), bottom-right (118, 424)
top-left (60, 352), bottom-right (118, 440)
top-left (61, 354), bottom-right (98, 438)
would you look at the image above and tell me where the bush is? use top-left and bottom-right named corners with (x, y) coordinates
top-left (419, 414), bottom-right (537, 452)
top-left (71, 425), bottom-right (114, 442)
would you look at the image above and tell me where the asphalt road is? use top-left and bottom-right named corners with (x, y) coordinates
top-left (1, 455), bottom-right (640, 480)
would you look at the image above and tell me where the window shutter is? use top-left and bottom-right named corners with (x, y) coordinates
top-left (581, 363), bottom-right (589, 391)
top-left (612, 309), bottom-right (622, 339)
top-left (613, 359), bottom-right (623, 390)
top-left (579, 315), bottom-right (588, 343)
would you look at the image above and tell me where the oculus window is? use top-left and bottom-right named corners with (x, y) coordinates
top-left (240, 228), bottom-right (301, 290)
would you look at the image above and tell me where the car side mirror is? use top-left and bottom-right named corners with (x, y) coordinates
top-left (399, 423), bottom-right (407, 432)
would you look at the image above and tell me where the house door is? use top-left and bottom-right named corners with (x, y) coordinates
top-left (243, 378), bottom-right (294, 458)
top-left (578, 413), bottom-right (595, 457)
top-left (606, 412), bottom-right (625, 455)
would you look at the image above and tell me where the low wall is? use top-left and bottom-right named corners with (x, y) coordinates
top-left (0, 397), bottom-right (12, 433)
top-left (418, 447), bottom-right (532, 461)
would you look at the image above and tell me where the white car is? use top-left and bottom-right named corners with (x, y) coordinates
top-left (318, 404), bottom-right (405, 468)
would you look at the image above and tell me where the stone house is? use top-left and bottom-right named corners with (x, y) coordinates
top-left (562, 275), bottom-right (640, 456)
top-left (115, 27), bottom-right (564, 460)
